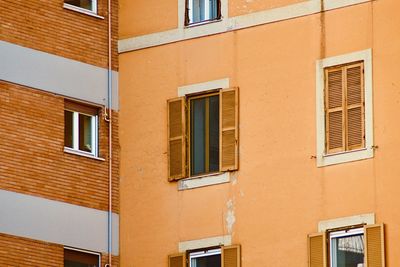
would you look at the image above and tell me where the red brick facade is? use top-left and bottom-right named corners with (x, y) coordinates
top-left (0, 233), bottom-right (119, 266)
top-left (0, 81), bottom-right (119, 213)
top-left (0, 0), bottom-right (118, 70)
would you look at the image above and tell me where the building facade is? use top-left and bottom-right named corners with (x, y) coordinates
top-left (119, 0), bottom-right (399, 266)
top-left (0, 0), bottom-right (119, 266)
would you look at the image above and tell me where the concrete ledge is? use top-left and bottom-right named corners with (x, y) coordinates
top-left (178, 235), bottom-right (231, 252)
top-left (318, 213), bottom-right (375, 232)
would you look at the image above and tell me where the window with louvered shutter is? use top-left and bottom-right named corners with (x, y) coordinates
top-left (222, 245), bottom-right (240, 267)
top-left (365, 224), bottom-right (385, 267)
top-left (168, 97), bottom-right (187, 181)
top-left (169, 253), bottom-right (186, 267)
top-left (220, 88), bottom-right (239, 172)
top-left (325, 62), bottom-right (365, 154)
top-left (308, 233), bottom-right (326, 267)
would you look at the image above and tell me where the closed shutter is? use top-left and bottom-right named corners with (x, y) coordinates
top-left (220, 87), bottom-right (239, 171)
top-left (308, 232), bottom-right (326, 267)
top-left (325, 67), bottom-right (345, 154)
top-left (222, 245), bottom-right (240, 267)
top-left (325, 62), bottom-right (365, 154)
top-left (168, 253), bottom-right (186, 267)
top-left (346, 62), bottom-right (365, 150)
top-left (167, 97), bottom-right (187, 181)
top-left (364, 224), bottom-right (385, 267)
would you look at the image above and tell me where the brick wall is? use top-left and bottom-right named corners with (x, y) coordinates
top-left (0, 233), bottom-right (119, 267)
top-left (0, 0), bottom-right (118, 70)
top-left (0, 81), bottom-right (119, 212)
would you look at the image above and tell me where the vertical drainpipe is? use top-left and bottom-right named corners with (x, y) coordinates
top-left (106, 0), bottom-right (113, 265)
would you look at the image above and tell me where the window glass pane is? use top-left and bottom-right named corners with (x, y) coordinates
top-left (64, 110), bottom-right (74, 148)
top-left (332, 234), bottom-right (364, 267)
top-left (79, 114), bottom-right (93, 153)
top-left (65, 0), bottom-right (94, 11)
top-left (190, 0), bottom-right (219, 24)
top-left (191, 254), bottom-right (221, 267)
top-left (191, 98), bottom-right (206, 175)
top-left (208, 95), bottom-right (219, 172)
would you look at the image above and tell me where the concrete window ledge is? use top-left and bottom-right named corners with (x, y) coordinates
top-left (178, 172), bottom-right (230, 190)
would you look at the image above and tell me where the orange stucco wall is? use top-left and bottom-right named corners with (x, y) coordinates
top-left (119, 0), bottom-right (400, 266)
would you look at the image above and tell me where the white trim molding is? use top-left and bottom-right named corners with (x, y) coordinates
top-left (178, 78), bottom-right (230, 96)
top-left (119, 0), bottom-right (372, 53)
top-left (178, 235), bottom-right (232, 252)
top-left (318, 213), bottom-right (375, 232)
top-left (316, 49), bottom-right (374, 167)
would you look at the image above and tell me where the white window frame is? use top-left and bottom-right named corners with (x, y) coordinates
top-left (63, 0), bottom-right (99, 16)
top-left (64, 246), bottom-right (101, 267)
top-left (65, 110), bottom-right (99, 157)
top-left (329, 228), bottom-right (364, 267)
top-left (187, 0), bottom-right (215, 25)
top-left (189, 248), bottom-right (221, 267)
top-left (316, 49), bottom-right (374, 167)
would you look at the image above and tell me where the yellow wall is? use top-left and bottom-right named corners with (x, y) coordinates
top-left (119, 0), bottom-right (400, 266)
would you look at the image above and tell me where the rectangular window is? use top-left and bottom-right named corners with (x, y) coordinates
top-left (64, 100), bottom-right (99, 157)
top-left (189, 248), bottom-right (221, 267)
top-left (168, 245), bottom-right (240, 267)
top-left (189, 93), bottom-right (220, 176)
top-left (329, 228), bottom-right (364, 267)
top-left (308, 224), bottom-right (385, 267)
top-left (64, 0), bottom-right (97, 13)
top-left (64, 247), bottom-right (100, 267)
top-left (316, 49), bottom-right (373, 167)
top-left (325, 62), bottom-right (365, 155)
top-left (186, 0), bottom-right (220, 25)
top-left (167, 88), bottom-right (238, 181)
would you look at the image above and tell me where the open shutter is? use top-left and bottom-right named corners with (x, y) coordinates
top-left (222, 245), bottom-right (240, 267)
top-left (325, 67), bottom-right (345, 154)
top-left (308, 232), bottom-right (327, 267)
top-left (220, 87), bottom-right (239, 171)
top-left (364, 224), bottom-right (385, 267)
top-left (167, 97), bottom-right (187, 181)
top-left (168, 253), bottom-right (186, 267)
top-left (345, 62), bottom-right (365, 150)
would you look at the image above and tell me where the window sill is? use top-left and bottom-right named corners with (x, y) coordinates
top-left (64, 147), bottom-right (105, 161)
top-left (317, 147), bottom-right (373, 167)
top-left (178, 172), bottom-right (230, 190)
top-left (63, 3), bottom-right (104, 19)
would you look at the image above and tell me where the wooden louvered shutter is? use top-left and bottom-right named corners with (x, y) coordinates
top-left (345, 62), bottom-right (365, 150)
top-left (325, 62), bottom-right (365, 154)
top-left (168, 253), bottom-right (186, 267)
top-left (220, 87), bottom-right (239, 171)
top-left (222, 245), bottom-right (240, 267)
top-left (364, 224), bottom-right (385, 267)
top-left (167, 97), bottom-right (187, 181)
top-left (325, 67), bottom-right (345, 154)
top-left (308, 232), bottom-right (327, 267)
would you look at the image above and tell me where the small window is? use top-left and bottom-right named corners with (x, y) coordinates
top-left (189, 248), bottom-right (221, 267)
top-left (64, 100), bottom-right (99, 157)
top-left (186, 0), bottom-right (221, 25)
top-left (167, 88), bottom-right (238, 181)
top-left (329, 228), bottom-right (364, 267)
top-left (64, 0), bottom-right (97, 13)
top-left (64, 247), bottom-right (100, 267)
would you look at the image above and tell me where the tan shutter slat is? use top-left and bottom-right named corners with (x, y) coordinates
top-left (325, 68), bottom-right (345, 154)
top-left (365, 224), bottom-right (385, 267)
top-left (168, 253), bottom-right (186, 267)
top-left (222, 245), bottom-right (240, 267)
top-left (346, 62), bottom-right (365, 150)
top-left (308, 232), bottom-right (326, 267)
top-left (64, 100), bottom-right (99, 115)
top-left (220, 87), bottom-right (239, 171)
top-left (167, 97), bottom-right (186, 181)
